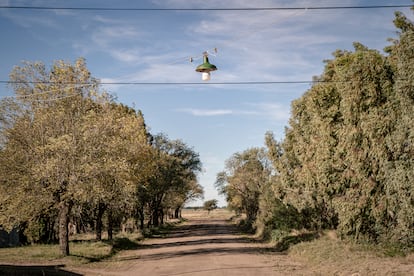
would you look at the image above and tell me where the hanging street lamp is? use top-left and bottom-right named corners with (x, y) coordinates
top-left (195, 51), bottom-right (217, 81)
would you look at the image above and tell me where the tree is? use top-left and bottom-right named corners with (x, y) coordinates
top-left (203, 199), bottom-right (218, 214)
top-left (378, 11), bottom-right (414, 244)
top-left (216, 148), bottom-right (271, 225)
top-left (0, 58), bottom-right (205, 254)
top-left (137, 133), bottom-right (203, 227)
top-left (253, 132), bottom-right (303, 239)
top-left (0, 58), bottom-right (102, 255)
top-left (0, 59), bottom-right (151, 254)
top-left (262, 10), bottom-right (414, 245)
top-left (79, 102), bottom-right (149, 240)
top-left (271, 60), bottom-right (343, 230)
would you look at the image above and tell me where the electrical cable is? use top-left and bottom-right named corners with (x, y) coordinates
top-left (1, 83), bottom-right (96, 102)
top-left (0, 80), bottom-right (314, 86)
top-left (9, 84), bottom-right (95, 99)
top-left (1, 79), bottom-right (409, 101)
top-left (0, 5), bottom-right (412, 11)
top-left (0, 79), bottom-right (399, 86)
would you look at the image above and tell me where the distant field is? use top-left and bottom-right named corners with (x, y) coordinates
top-left (181, 208), bottom-right (235, 219)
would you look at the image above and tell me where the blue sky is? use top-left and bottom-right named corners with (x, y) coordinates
top-left (0, 0), bottom-right (413, 206)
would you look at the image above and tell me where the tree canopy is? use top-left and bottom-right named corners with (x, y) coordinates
top-left (217, 10), bottom-right (414, 247)
top-left (0, 58), bottom-right (203, 255)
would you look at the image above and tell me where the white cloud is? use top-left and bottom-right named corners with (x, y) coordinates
top-left (110, 49), bottom-right (142, 63)
top-left (249, 102), bottom-right (291, 122)
top-left (178, 108), bottom-right (233, 116)
top-left (176, 101), bottom-right (290, 121)
top-left (0, 9), bottom-right (59, 29)
top-left (92, 15), bottom-right (128, 25)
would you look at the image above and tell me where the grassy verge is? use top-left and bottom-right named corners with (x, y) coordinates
top-left (0, 222), bottom-right (179, 266)
top-left (0, 240), bottom-right (113, 264)
top-left (287, 231), bottom-right (414, 275)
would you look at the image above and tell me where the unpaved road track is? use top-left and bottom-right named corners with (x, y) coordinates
top-left (76, 218), bottom-right (307, 275)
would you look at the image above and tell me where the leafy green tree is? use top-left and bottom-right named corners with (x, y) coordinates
top-left (254, 132), bottom-right (304, 239)
top-left (326, 43), bottom-right (395, 241)
top-left (0, 58), bottom-right (205, 254)
top-left (263, 10), bottom-right (414, 245)
top-left (378, 11), bottom-right (414, 244)
top-left (203, 199), bottom-right (218, 214)
top-left (158, 136), bottom-right (203, 220)
top-left (137, 134), bottom-right (203, 227)
top-left (0, 59), bottom-right (102, 255)
top-left (0, 58), bottom-right (152, 253)
top-left (165, 178), bottom-right (204, 219)
top-left (80, 102), bottom-right (149, 240)
top-left (216, 148), bottom-right (271, 225)
top-left (7, 59), bottom-right (98, 255)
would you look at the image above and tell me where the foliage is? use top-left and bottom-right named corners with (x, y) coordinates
top-left (215, 147), bottom-right (272, 226)
top-left (263, 11), bottom-right (413, 246)
top-left (136, 133), bottom-right (203, 227)
top-left (203, 199), bottom-right (218, 213)
top-left (218, 10), bottom-right (414, 248)
top-left (0, 59), bottom-right (203, 255)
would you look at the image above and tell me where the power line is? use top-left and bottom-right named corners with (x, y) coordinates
top-left (0, 5), bottom-right (412, 11)
top-left (2, 79), bottom-right (408, 101)
top-left (1, 80), bottom-right (326, 86)
top-left (0, 83), bottom-right (96, 102)
top-left (100, 81), bottom-right (319, 85)
top-left (8, 84), bottom-right (95, 99)
top-left (3, 79), bottom-right (408, 86)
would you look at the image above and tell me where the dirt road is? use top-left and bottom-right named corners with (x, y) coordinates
top-left (77, 217), bottom-right (307, 276)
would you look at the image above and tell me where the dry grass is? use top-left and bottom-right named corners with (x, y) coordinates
top-left (0, 241), bottom-right (113, 265)
top-left (0, 231), bottom-right (143, 266)
top-left (0, 222), bottom-right (176, 267)
top-left (0, 244), bottom-right (61, 263)
top-left (288, 232), bottom-right (414, 275)
top-left (181, 208), bottom-right (235, 220)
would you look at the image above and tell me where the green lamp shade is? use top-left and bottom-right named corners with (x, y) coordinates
top-left (195, 56), bottom-right (217, 73)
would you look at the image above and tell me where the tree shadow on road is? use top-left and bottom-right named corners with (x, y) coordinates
top-left (147, 236), bottom-right (251, 249)
top-left (72, 219), bottom-right (318, 264)
top-left (117, 245), bottom-right (286, 262)
top-left (0, 264), bottom-right (81, 276)
top-left (112, 219), bottom-right (292, 262)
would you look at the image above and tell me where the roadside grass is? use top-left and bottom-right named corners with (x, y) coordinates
top-left (287, 231), bottom-right (414, 275)
top-left (0, 224), bottom-right (173, 265)
top-left (142, 221), bottom-right (177, 238)
top-left (0, 244), bottom-right (61, 263)
top-left (0, 240), bottom-right (114, 265)
top-left (242, 222), bottom-right (414, 275)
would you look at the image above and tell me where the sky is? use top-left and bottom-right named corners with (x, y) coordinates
top-left (0, 0), bottom-right (413, 207)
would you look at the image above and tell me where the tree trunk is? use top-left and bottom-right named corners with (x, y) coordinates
top-left (107, 209), bottom-right (113, 241)
top-left (138, 208), bottom-right (144, 230)
top-left (58, 201), bottom-right (71, 256)
top-left (174, 207), bottom-right (180, 219)
top-left (160, 209), bottom-right (164, 225)
top-left (95, 203), bottom-right (106, 241)
top-left (152, 210), bottom-right (159, 227)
